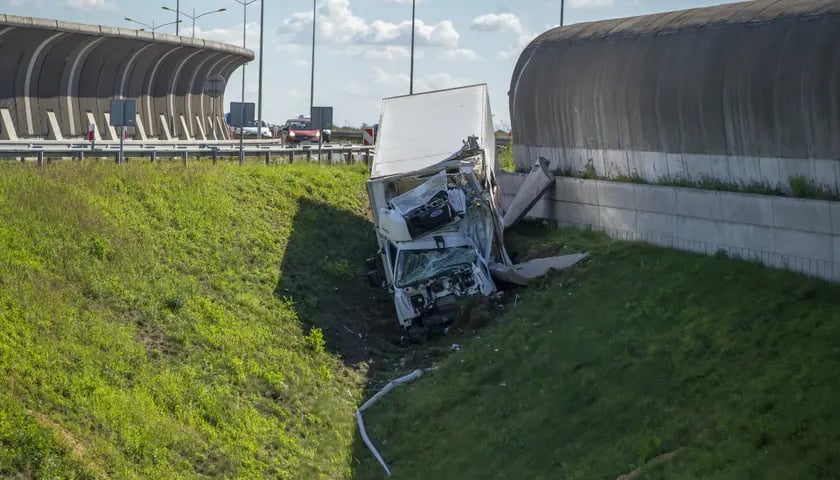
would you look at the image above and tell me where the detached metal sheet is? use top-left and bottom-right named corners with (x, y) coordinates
top-left (371, 84), bottom-right (493, 179)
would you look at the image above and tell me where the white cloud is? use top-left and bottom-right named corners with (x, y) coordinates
top-left (569, 0), bottom-right (614, 7)
top-left (471, 13), bottom-right (523, 34)
top-left (372, 67), bottom-right (466, 94)
top-left (63, 0), bottom-right (107, 8)
top-left (278, 0), bottom-right (459, 48)
top-left (440, 48), bottom-right (481, 61)
top-left (471, 12), bottom-right (537, 59)
top-left (192, 23), bottom-right (260, 48)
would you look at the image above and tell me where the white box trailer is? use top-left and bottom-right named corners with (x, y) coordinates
top-left (366, 84), bottom-right (585, 339)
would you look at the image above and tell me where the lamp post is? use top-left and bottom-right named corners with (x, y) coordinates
top-left (257, 0), bottom-right (265, 140)
top-left (162, 6), bottom-right (227, 38)
top-left (234, 0), bottom-right (258, 165)
top-left (310, 0), bottom-right (316, 115)
top-left (124, 17), bottom-right (182, 33)
top-left (561, 0), bottom-right (565, 26)
top-left (409, 0), bottom-right (415, 95)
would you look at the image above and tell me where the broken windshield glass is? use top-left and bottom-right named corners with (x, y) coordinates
top-left (395, 246), bottom-right (477, 287)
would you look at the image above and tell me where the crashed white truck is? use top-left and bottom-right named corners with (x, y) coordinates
top-left (365, 84), bottom-right (585, 339)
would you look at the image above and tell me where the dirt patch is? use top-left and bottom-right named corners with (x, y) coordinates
top-left (28, 410), bottom-right (110, 479)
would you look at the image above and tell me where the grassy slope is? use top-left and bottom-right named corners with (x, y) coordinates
top-left (0, 162), bottom-right (377, 479)
top-left (354, 226), bottom-right (840, 479)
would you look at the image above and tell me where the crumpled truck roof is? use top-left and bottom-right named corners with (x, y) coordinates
top-left (370, 84), bottom-right (497, 180)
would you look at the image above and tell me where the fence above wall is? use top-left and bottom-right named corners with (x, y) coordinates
top-left (500, 172), bottom-right (840, 283)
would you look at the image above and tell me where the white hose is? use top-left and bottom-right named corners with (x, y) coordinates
top-left (356, 369), bottom-right (424, 476)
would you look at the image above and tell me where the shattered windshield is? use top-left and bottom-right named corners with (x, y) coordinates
top-left (395, 246), bottom-right (477, 287)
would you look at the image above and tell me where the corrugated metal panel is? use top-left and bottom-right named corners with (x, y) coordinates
top-left (510, 0), bottom-right (840, 160)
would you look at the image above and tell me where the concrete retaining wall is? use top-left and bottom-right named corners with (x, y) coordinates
top-left (0, 15), bottom-right (253, 141)
top-left (500, 173), bottom-right (840, 283)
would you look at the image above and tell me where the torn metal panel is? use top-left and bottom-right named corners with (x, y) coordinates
top-left (490, 254), bottom-right (589, 286)
top-left (503, 157), bottom-right (554, 229)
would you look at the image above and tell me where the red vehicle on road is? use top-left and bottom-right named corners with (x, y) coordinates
top-left (281, 117), bottom-right (330, 144)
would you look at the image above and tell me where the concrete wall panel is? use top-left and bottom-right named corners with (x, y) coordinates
top-left (500, 172), bottom-right (840, 283)
top-left (772, 198), bottom-right (833, 234)
top-left (719, 194), bottom-right (774, 227)
top-left (596, 181), bottom-right (635, 209)
top-left (635, 185), bottom-right (675, 215)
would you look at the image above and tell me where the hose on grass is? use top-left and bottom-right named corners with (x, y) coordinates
top-left (356, 369), bottom-right (424, 476)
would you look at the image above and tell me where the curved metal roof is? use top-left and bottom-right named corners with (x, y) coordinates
top-left (531, 0), bottom-right (840, 46)
top-left (0, 13), bottom-right (254, 60)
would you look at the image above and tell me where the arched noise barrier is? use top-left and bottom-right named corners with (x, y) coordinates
top-left (168, 48), bottom-right (204, 139)
top-left (185, 51), bottom-right (226, 139)
top-left (509, 0), bottom-right (840, 190)
top-left (0, 14), bottom-right (253, 140)
top-left (207, 56), bottom-right (243, 140)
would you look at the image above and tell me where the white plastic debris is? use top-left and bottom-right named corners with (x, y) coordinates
top-left (356, 369), bottom-right (424, 476)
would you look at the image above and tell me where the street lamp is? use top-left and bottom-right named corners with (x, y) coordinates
top-left (310, 0), bottom-right (316, 115)
top-left (257, 0), bottom-right (265, 140)
top-left (124, 17), bottom-right (182, 33)
top-left (561, 0), bottom-right (565, 26)
top-left (234, 0), bottom-right (258, 165)
top-left (409, 0), bottom-right (415, 95)
top-left (161, 6), bottom-right (227, 38)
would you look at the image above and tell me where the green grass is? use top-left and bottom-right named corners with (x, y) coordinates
top-left (352, 225), bottom-right (840, 479)
top-left (0, 161), bottom-right (378, 479)
top-left (499, 145), bottom-right (515, 173)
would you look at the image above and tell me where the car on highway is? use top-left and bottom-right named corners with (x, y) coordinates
top-left (281, 117), bottom-right (332, 143)
top-left (234, 120), bottom-right (272, 138)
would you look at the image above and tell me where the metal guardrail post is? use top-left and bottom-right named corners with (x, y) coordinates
top-left (288, 150), bottom-right (294, 164)
top-left (212, 150), bottom-right (218, 165)
top-left (264, 151), bottom-right (271, 166)
top-left (364, 148), bottom-right (371, 165)
top-left (305, 149), bottom-right (310, 163)
top-left (327, 150), bottom-right (333, 165)
top-left (36, 151), bottom-right (44, 167)
top-left (182, 151), bottom-right (188, 166)
top-left (151, 151), bottom-right (157, 163)
top-left (78, 151), bottom-right (84, 161)
top-left (345, 149), bottom-right (352, 164)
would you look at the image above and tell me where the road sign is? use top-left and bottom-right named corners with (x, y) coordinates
top-left (311, 106), bottom-right (333, 131)
top-left (204, 74), bottom-right (226, 98)
top-left (109, 99), bottom-right (136, 165)
top-left (229, 102), bottom-right (255, 128)
top-left (363, 127), bottom-right (375, 145)
top-left (109, 99), bottom-right (136, 127)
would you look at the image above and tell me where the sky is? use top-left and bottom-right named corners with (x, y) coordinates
top-left (3, 0), bottom-right (740, 129)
